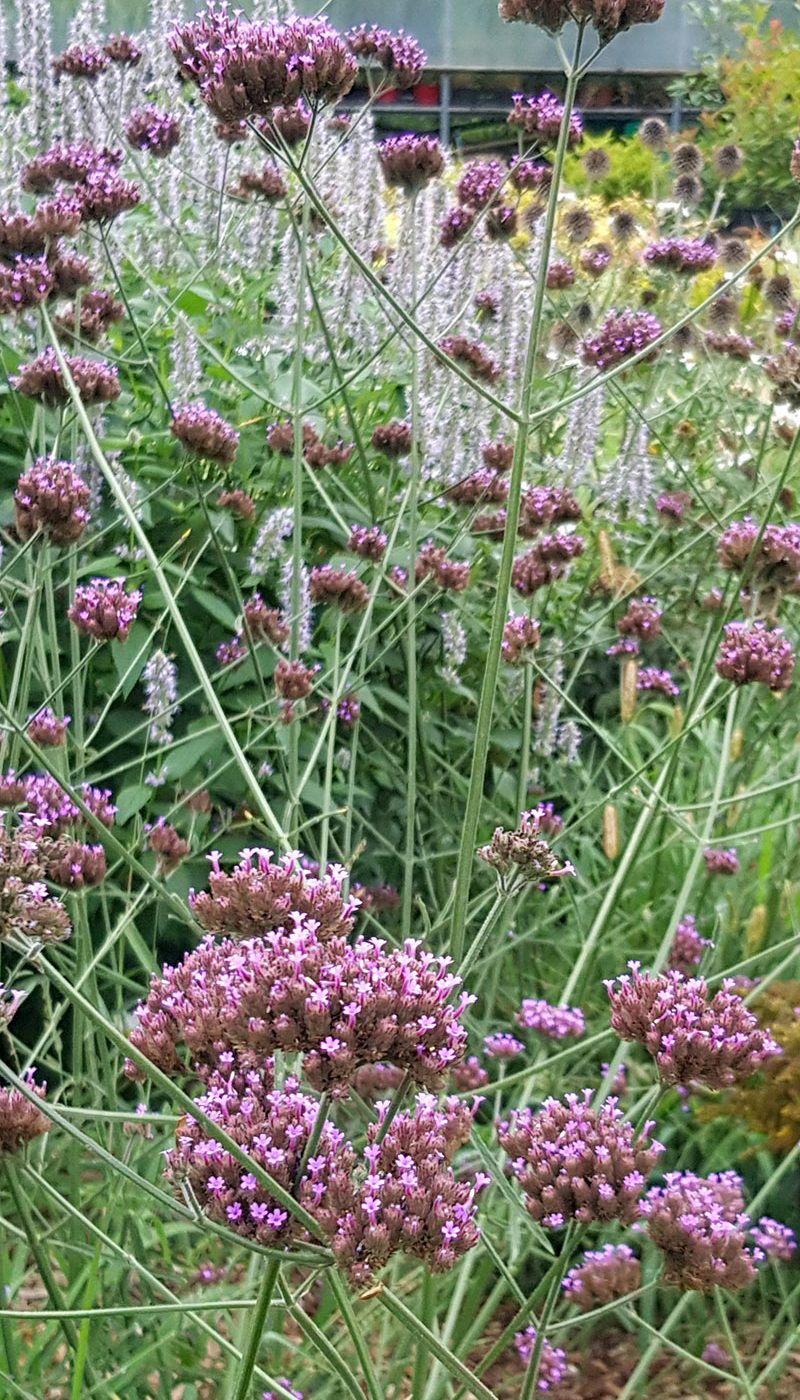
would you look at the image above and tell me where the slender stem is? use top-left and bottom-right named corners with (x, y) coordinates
top-left (449, 25), bottom-right (587, 963)
top-left (286, 192), bottom-right (311, 840)
top-left (230, 1258), bottom-right (281, 1400)
top-left (714, 1289), bottom-right (756, 1400)
top-left (403, 190), bottom-right (421, 939)
top-left (328, 1270), bottom-right (383, 1400)
top-left (516, 662), bottom-right (534, 818)
top-left (39, 304), bottom-right (288, 848)
top-left (520, 1231), bottom-right (578, 1400)
top-left (4, 1162), bottom-right (97, 1388)
top-left (319, 618), bottom-right (342, 872)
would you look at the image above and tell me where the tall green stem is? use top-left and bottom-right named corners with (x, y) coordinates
top-left (450, 26), bottom-right (587, 962)
top-left (230, 1258), bottom-right (281, 1400)
top-left (403, 190), bottom-right (421, 938)
top-left (287, 193), bottom-right (311, 840)
top-left (319, 617), bottom-right (342, 871)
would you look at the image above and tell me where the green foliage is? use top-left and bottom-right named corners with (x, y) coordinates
top-left (563, 131), bottom-right (668, 201)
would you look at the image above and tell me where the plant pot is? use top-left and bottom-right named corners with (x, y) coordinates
top-left (414, 82), bottom-right (440, 107)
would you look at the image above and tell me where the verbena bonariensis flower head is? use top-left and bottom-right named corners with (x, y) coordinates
top-left (513, 1328), bottom-right (567, 1390)
top-left (13, 349), bottom-right (120, 406)
top-left (171, 404), bottom-right (239, 466)
top-left (371, 420), bottom-right (412, 458)
top-left (309, 566), bottom-right (369, 613)
top-left (260, 100), bottom-right (311, 148)
top-left (0, 200), bottom-right (82, 255)
top-left (320, 1094), bottom-right (486, 1286)
top-left (103, 33), bottom-right (142, 65)
top-left (618, 596), bottom-right (662, 641)
top-left (478, 810), bottom-right (574, 891)
top-left (14, 458), bottom-right (90, 545)
top-left (52, 45), bottom-right (109, 79)
top-left (69, 578), bottom-right (142, 643)
top-left (15, 774), bottom-right (116, 836)
top-left (507, 91), bottom-right (583, 145)
top-left (582, 309), bottom-right (662, 371)
top-left (516, 998), bottom-right (586, 1040)
top-left (452, 1056), bottom-right (490, 1091)
top-left (235, 164), bottom-right (287, 201)
top-left (606, 962), bottom-right (781, 1089)
top-left (751, 1216), bottom-right (797, 1262)
top-left (43, 839), bottom-right (107, 890)
top-left (0, 1070), bottom-right (50, 1153)
top-left (498, 1090), bottom-right (663, 1228)
top-left (547, 259), bottom-right (576, 290)
top-left (500, 0), bottom-right (664, 40)
top-left (243, 594), bottom-right (290, 648)
top-left (643, 238), bottom-right (717, 274)
top-left (637, 668), bottom-right (680, 699)
top-left (0, 826), bottom-right (71, 946)
top-left (718, 518), bottom-right (800, 594)
top-left (28, 707), bottom-right (70, 748)
top-left (50, 250), bottom-right (93, 298)
top-left (484, 1032), bottom-right (525, 1060)
top-left (378, 135), bottom-right (445, 192)
top-left (656, 490), bottom-right (692, 523)
top-left (715, 621), bottom-right (796, 692)
top-left (641, 1170), bottom-right (762, 1292)
top-left (415, 542), bottom-right (470, 593)
top-left (501, 615), bottom-right (541, 664)
top-left (521, 487), bottom-right (582, 531)
top-left (346, 25), bottom-right (427, 89)
top-left (176, 13), bottom-right (358, 120)
top-left (766, 342), bottom-right (800, 407)
top-left (456, 159), bottom-right (506, 209)
top-left (125, 107), bottom-right (181, 158)
top-left (446, 467), bottom-right (509, 507)
top-left (21, 142), bottom-right (122, 194)
top-left (563, 1243), bottom-right (641, 1311)
top-left (147, 819), bottom-right (190, 875)
top-left (166, 1067), bottom-right (348, 1246)
top-left (669, 915), bottom-right (713, 974)
top-left (0, 255), bottom-right (53, 314)
top-left (129, 927), bottom-right (473, 1096)
top-left (274, 660), bottom-right (317, 711)
top-left (190, 847), bottom-right (357, 942)
top-left (75, 170), bottom-right (141, 223)
top-left (55, 288), bottom-right (125, 344)
top-left (348, 524), bottom-right (388, 562)
top-left (703, 846), bottom-right (740, 876)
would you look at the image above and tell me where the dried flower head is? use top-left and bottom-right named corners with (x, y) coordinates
top-left (148, 819), bottom-right (190, 875)
top-left (673, 173), bottom-right (703, 208)
top-left (309, 566), bottom-right (369, 613)
top-left (68, 577), bottom-right (142, 643)
top-left (606, 962), bottom-right (781, 1088)
top-left (346, 25), bottom-right (427, 89)
top-left (478, 809), bottom-right (574, 891)
top-left (672, 142), bottom-right (704, 176)
top-left (583, 146), bottom-right (612, 180)
top-left (235, 165), bottom-right (287, 201)
top-left (639, 116), bottom-right (668, 150)
top-left (713, 143), bottom-right (744, 178)
top-left (499, 1090), bottom-right (663, 1228)
top-left (766, 343), bottom-right (800, 407)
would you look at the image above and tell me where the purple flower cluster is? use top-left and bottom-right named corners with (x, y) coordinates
top-left (641, 1170), bottom-right (762, 1292)
top-left (170, 11), bottom-right (358, 120)
top-left (563, 1243), bottom-right (641, 1311)
top-left (606, 962), bottom-right (781, 1088)
top-left (501, 615), bottom-right (541, 664)
top-left (484, 1032), bottom-right (525, 1060)
top-left (348, 524), bottom-right (388, 562)
top-left (703, 846), bottom-right (740, 876)
top-left (13, 348), bottom-right (120, 406)
top-left (4, 771), bottom-right (116, 836)
top-left (718, 518), bottom-right (800, 593)
top-left (378, 136), bottom-right (445, 193)
top-left (345, 25), bottom-right (427, 89)
top-left (582, 309), bottom-right (662, 371)
top-left (371, 420), bottom-right (412, 458)
top-left (309, 566), bottom-right (369, 613)
top-left (637, 668), bottom-right (680, 698)
top-left (0, 825), bottom-right (71, 946)
top-left (618, 596), bottom-right (663, 642)
top-left (507, 91), bottom-right (583, 145)
top-left (321, 1095), bottom-right (487, 1285)
top-left (415, 541), bottom-right (470, 593)
top-left (715, 621), bottom-right (796, 691)
top-left (500, 0), bottom-right (665, 41)
top-left (669, 915), bottom-right (713, 974)
top-left (21, 142), bottom-right (123, 195)
top-left (456, 159), bottom-right (506, 210)
top-left (125, 107), bottom-right (181, 158)
top-left (129, 923), bottom-right (472, 1095)
top-left (68, 577), bottom-right (142, 643)
top-left (513, 1327), bottom-right (568, 1390)
top-left (0, 1071), bottom-right (50, 1153)
top-left (14, 458), bottom-right (90, 545)
top-left (516, 998), bottom-right (586, 1040)
top-left (52, 45), bottom-right (109, 80)
top-left (643, 237), bottom-right (716, 273)
top-left (171, 403), bottom-right (239, 466)
top-left (190, 847), bottom-right (357, 942)
top-left (0, 255), bottom-right (52, 315)
top-left (27, 708), bottom-right (71, 748)
top-left (499, 1090), bottom-right (664, 1228)
top-left (511, 533), bottom-right (585, 597)
top-left (751, 1216), bottom-right (797, 1262)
